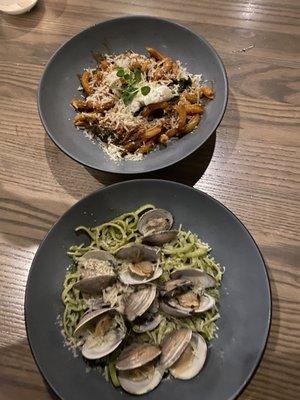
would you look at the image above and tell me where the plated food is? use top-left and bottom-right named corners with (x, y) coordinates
top-left (61, 205), bottom-right (223, 394)
top-left (25, 179), bottom-right (271, 400)
top-left (71, 48), bottom-right (214, 160)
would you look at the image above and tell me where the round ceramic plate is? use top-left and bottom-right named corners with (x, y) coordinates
top-left (25, 180), bottom-right (271, 400)
top-left (38, 16), bottom-right (228, 174)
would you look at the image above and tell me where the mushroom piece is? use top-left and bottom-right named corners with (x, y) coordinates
top-left (160, 328), bottom-right (193, 369)
top-left (125, 285), bottom-right (157, 321)
top-left (73, 250), bottom-right (117, 294)
top-left (116, 343), bottom-right (163, 395)
top-left (169, 333), bottom-right (207, 380)
top-left (74, 308), bottom-right (126, 360)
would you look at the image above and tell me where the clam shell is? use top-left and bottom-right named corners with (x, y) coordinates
top-left (74, 250), bottom-right (117, 294)
top-left (133, 314), bottom-right (163, 333)
top-left (82, 327), bottom-right (125, 360)
top-left (137, 209), bottom-right (173, 236)
top-left (161, 279), bottom-right (192, 296)
top-left (74, 307), bottom-right (114, 336)
top-left (125, 285), bottom-right (156, 321)
top-left (160, 328), bottom-right (192, 369)
top-left (73, 274), bottom-right (116, 294)
top-left (119, 264), bottom-right (162, 285)
top-left (118, 363), bottom-right (164, 395)
top-left (142, 230), bottom-right (178, 246)
top-left (161, 293), bottom-right (215, 317)
top-left (171, 269), bottom-right (216, 289)
top-left (116, 343), bottom-right (161, 371)
top-left (169, 333), bottom-right (207, 380)
top-left (80, 249), bottom-right (117, 267)
top-left (116, 243), bottom-right (160, 263)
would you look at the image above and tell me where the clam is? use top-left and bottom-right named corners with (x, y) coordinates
top-left (160, 278), bottom-right (192, 296)
top-left (116, 243), bottom-right (159, 263)
top-left (137, 209), bottom-right (173, 236)
top-left (169, 333), bottom-right (207, 380)
top-left (142, 230), bottom-right (178, 246)
top-left (116, 244), bottom-right (162, 285)
top-left (171, 269), bottom-right (216, 289)
top-left (137, 208), bottom-right (178, 246)
top-left (160, 292), bottom-right (215, 317)
top-left (125, 285), bottom-right (157, 321)
top-left (118, 363), bottom-right (164, 395)
top-left (74, 250), bottom-right (117, 294)
top-left (133, 313), bottom-right (163, 333)
top-left (116, 343), bottom-right (163, 395)
top-left (160, 328), bottom-right (193, 369)
top-left (116, 343), bottom-right (161, 371)
top-left (74, 308), bottom-right (126, 360)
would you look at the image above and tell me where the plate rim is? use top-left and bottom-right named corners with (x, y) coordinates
top-left (37, 15), bottom-right (229, 174)
top-left (24, 179), bottom-right (271, 400)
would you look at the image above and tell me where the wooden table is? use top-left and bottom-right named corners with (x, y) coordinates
top-left (0, 1), bottom-right (299, 399)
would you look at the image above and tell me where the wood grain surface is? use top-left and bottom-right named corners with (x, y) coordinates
top-left (0, 1), bottom-right (299, 399)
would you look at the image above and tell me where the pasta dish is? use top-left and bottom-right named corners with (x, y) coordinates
top-left (71, 48), bottom-right (214, 160)
top-left (61, 205), bottom-right (223, 395)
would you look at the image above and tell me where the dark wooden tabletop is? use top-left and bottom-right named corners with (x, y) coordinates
top-left (0, 1), bottom-right (299, 399)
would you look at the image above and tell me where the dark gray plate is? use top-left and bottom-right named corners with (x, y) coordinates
top-left (25, 180), bottom-right (271, 400)
top-left (38, 16), bottom-right (228, 174)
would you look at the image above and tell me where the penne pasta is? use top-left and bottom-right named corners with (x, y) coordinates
top-left (146, 47), bottom-right (166, 61)
top-left (142, 125), bottom-right (162, 141)
top-left (176, 102), bottom-right (187, 132)
top-left (201, 86), bottom-right (214, 99)
top-left (141, 101), bottom-right (169, 117)
top-left (80, 70), bottom-right (94, 95)
top-left (72, 47), bottom-right (214, 158)
top-left (185, 104), bottom-right (203, 115)
top-left (183, 114), bottom-right (201, 134)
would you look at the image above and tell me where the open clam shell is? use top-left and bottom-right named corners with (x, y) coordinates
top-left (160, 328), bottom-right (193, 369)
top-left (160, 278), bottom-right (193, 296)
top-left (119, 263), bottom-right (162, 285)
top-left (137, 209), bottom-right (173, 236)
top-left (125, 285), bottom-right (156, 321)
top-left (116, 243), bottom-right (160, 263)
top-left (118, 363), bottom-right (164, 395)
top-left (74, 308), bottom-right (126, 360)
top-left (74, 250), bottom-right (117, 294)
top-left (74, 307), bottom-right (114, 336)
top-left (79, 249), bottom-right (117, 267)
top-left (142, 230), bottom-right (178, 246)
top-left (82, 326), bottom-right (125, 360)
top-left (116, 343), bottom-right (161, 371)
top-left (133, 313), bottom-right (163, 333)
top-left (160, 293), bottom-right (216, 317)
top-left (73, 275), bottom-right (116, 294)
top-left (171, 268), bottom-right (216, 289)
top-left (169, 333), bottom-right (207, 380)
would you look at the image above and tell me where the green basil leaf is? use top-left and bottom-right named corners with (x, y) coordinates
top-left (134, 68), bottom-right (142, 83)
top-left (141, 86), bottom-right (151, 96)
top-left (116, 68), bottom-right (124, 77)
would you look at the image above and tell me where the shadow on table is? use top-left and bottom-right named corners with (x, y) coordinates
top-left (86, 131), bottom-right (217, 187)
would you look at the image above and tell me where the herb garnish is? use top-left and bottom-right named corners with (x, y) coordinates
top-left (116, 68), bottom-right (151, 105)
